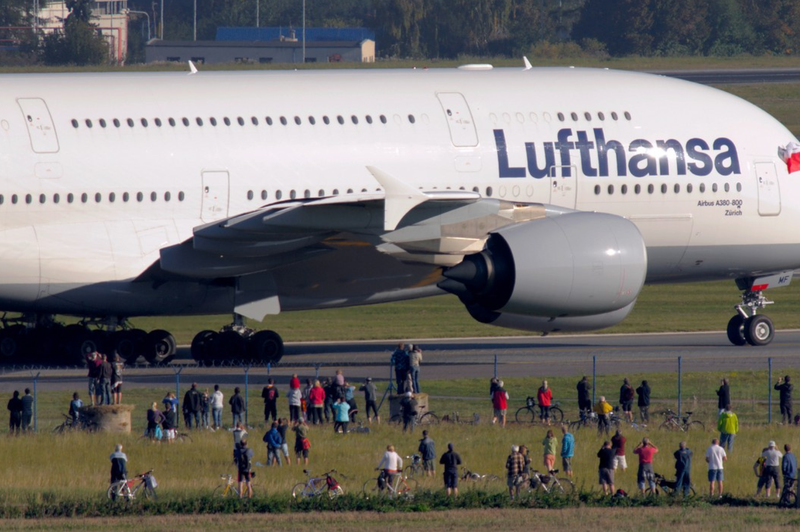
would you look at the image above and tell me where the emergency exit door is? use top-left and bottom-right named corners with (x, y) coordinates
top-left (755, 163), bottom-right (781, 216)
top-left (201, 171), bottom-right (230, 222)
top-left (17, 98), bottom-right (59, 153)
top-left (437, 92), bottom-right (479, 147)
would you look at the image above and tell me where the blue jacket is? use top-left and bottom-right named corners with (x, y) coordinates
top-left (263, 428), bottom-right (281, 448)
top-left (561, 432), bottom-right (575, 458)
top-left (783, 452), bottom-right (798, 479)
top-left (418, 437), bottom-right (436, 460)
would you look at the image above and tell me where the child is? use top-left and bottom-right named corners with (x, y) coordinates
top-left (69, 392), bottom-right (83, 425)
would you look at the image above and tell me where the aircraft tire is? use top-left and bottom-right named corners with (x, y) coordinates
top-left (0, 326), bottom-right (25, 363)
top-left (744, 315), bottom-right (774, 347)
top-left (726, 315), bottom-right (746, 346)
top-left (63, 329), bottom-right (98, 366)
top-left (191, 330), bottom-right (217, 366)
top-left (141, 329), bottom-right (176, 365)
top-left (248, 330), bottom-right (284, 365)
top-left (110, 329), bottom-right (146, 363)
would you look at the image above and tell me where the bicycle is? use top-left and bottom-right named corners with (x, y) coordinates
top-left (52, 414), bottom-right (97, 433)
top-left (644, 472), bottom-right (696, 497)
top-left (362, 469), bottom-right (418, 499)
top-left (404, 454), bottom-right (424, 477)
top-left (658, 409), bottom-right (705, 432)
top-left (515, 397), bottom-right (564, 424)
top-left (526, 469), bottom-right (575, 495)
top-left (291, 469), bottom-right (344, 500)
top-left (107, 469), bottom-right (157, 502)
top-left (138, 429), bottom-right (193, 443)
top-left (214, 472), bottom-right (255, 498)
top-left (779, 478), bottom-right (797, 508)
top-left (568, 411), bottom-right (621, 433)
top-left (388, 404), bottom-right (440, 426)
top-left (461, 467), bottom-right (501, 484)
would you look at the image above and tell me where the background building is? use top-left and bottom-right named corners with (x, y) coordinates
top-left (38, 0), bottom-right (129, 63)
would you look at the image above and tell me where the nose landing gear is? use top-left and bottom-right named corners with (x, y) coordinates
top-left (727, 290), bottom-right (775, 347)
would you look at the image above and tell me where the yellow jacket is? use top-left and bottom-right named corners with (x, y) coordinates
top-left (595, 401), bottom-right (613, 415)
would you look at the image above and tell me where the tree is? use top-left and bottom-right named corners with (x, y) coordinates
top-left (651, 0), bottom-right (710, 56)
top-left (41, 0), bottom-right (109, 65)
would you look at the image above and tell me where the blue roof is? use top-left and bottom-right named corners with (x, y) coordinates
top-left (216, 27), bottom-right (375, 43)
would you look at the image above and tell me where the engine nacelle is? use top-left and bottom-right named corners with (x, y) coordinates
top-left (440, 212), bottom-right (647, 322)
top-left (465, 301), bottom-right (637, 333)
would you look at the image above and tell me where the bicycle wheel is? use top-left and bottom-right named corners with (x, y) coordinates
top-left (484, 474), bottom-right (501, 483)
top-left (107, 482), bottom-right (123, 501)
top-left (549, 407), bottom-right (564, 424)
top-left (144, 486), bottom-right (157, 501)
top-left (515, 407), bottom-right (536, 424)
top-left (419, 412), bottom-right (439, 425)
top-left (397, 477), bottom-right (418, 498)
top-left (779, 491), bottom-right (797, 508)
top-left (645, 486), bottom-right (661, 496)
top-left (568, 420), bottom-right (585, 431)
top-left (555, 478), bottom-right (575, 494)
top-left (686, 420), bottom-right (705, 432)
top-left (403, 465), bottom-right (420, 478)
top-left (291, 482), bottom-right (311, 500)
top-left (659, 420), bottom-right (679, 431)
top-left (52, 423), bottom-right (69, 434)
top-left (328, 485), bottom-right (344, 499)
top-left (213, 484), bottom-right (233, 498)
top-left (362, 478), bottom-right (383, 498)
top-left (176, 432), bottom-right (192, 443)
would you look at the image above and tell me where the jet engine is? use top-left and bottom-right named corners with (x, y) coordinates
top-left (439, 212), bottom-right (648, 333)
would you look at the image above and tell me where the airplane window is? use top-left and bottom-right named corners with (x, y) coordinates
top-left (11, 194), bottom-right (17, 204)
top-left (79, 193), bottom-right (88, 203)
top-left (99, 119), bottom-right (107, 128)
top-left (712, 183), bottom-right (718, 192)
top-left (661, 184), bottom-right (667, 194)
top-left (611, 112), bottom-right (619, 121)
top-left (607, 185), bottom-right (614, 195)
top-left (594, 185), bottom-right (601, 195)
top-left (736, 183), bottom-right (742, 192)
top-left (178, 191), bottom-right (185, 201)
top-left (337, 116), bottom-right (344, 125)
top-left (584, 112), bottom-right (592, 121)
top-left (724, 183), bottom-right (730, 192)
top-left (71, 119), bottom-right (79, 128)
top-left (223, 117), bottom-right (231, 126)
top-left (318, 189), bottom-right (325, 196)
top-left (598, 112), bottom-right (605, 121)
top-left (154, 118), bottom-right (162, 127)
top-left (304, 190), bottom-right (311, 198)
top-left (136, 192), bottom-right (143, 202)
top-left (290, 190), bottom-right (297, 199)
top-left (94, 193), bottom-right (101, 203)
top-left (123, 192), bottom-right (129, 202)
top-left (109, 192), bottom-right (115, 202)
top-left (634, 184), bottom-right (641, 194)
top-left (251, 117), bottom-right (258, 125)
top-left (39, 194), bottom-right (45, 204)
top-left (486, 186), bottom-right (493, 197)
top-left (151, 192), bottom-right (157, 202)
top-left (557, 113), bottom-right (565, 121)
top-left (380, 115), bottom-right (387, 124)
top-left (280, 116), bottom-right (288, 126)
top-left (309, 116), bottom-right (316, 125)
top-left (168, 118), bottom-right (175, 127)
top-left (621, 184), bottom-right (628, 195)
top-left (699, 183), bottom-right (706, 193)
top-left (351, 115), bottom-right (359, 125)
top-left (53, 193), bottom-right (59, 203)
top-left (366, 115), bottom-right (373, 124)
top-left (687, 184), bottom-right (693, 193)
top-left (164, 192), bottom-right (171, 202)
top-left (276, 190), bottom-right (283, 200)
top-left (114, 119), bottom-right (121, 128)
top-left (209, 117), bottom-right (217, 126)
top-left (127, 118), bottom-right (135, 127)
top-left (258, 190), bottom-right (266, 200)
top-left (408, 114), bottom-right (416, 124)
top-left (141, 118), bottom-right (149, 127)
top-left (571, 112), bottom-right (578, 121)
top-left (0, 195), bottom-right (4, 205)
top-left (247, 190), bottom-right (254, 200)
top-left (67, 193), bottom-right (74, 203)
top-left (295, 116), bottom-right (302, 125)
top-left (85, 119), bottom-right (93, 128)
top-left (648, 184), bottom-right (654, 194)
top-left (237, 117), bottom-right (245, 126)
top-left (674, 184), bottom-right (680, 193)
top-left (323, 116), bottom-right (330, 125)
top-left (265, 117), bottom-right (273, 125)
top-left (624, 111), bottom-right (632, 120)
top-left (182, 118), bottom-right (189, 126)
top-left (196, 117), bottom-right (203, 126)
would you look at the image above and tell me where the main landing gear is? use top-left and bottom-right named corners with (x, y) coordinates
top-left (190, 314), bottom-right (284, 366)
top-left (726, 290), bottom-right (775, 347)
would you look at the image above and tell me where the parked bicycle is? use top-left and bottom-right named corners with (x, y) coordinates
top-left (658, 409), bottom-right (705, 432)
top-left (388, 404), bottom-right (439, 426)
top-left (644, 472), bottom-right (696, 497)
top-left (52, 413), bottom-right (97, 433)
top-left (526, 469), bottom-right (575, 494)
top-left (515, 397), bottom-right (564, 424)
top-left (138, 429), bottom-right (192, 443)
top-left (363, 469), bottom-right (418, 499)
top-left (461, 467), bottom-right (501, 484)
top-left (779, 478), bottom-right (797, 508)
top-left (568, 411), bottom-right (621, 432)
top-left (404, 454), bottom-right (424, 477)
top-left (214, 472), bottom-right (255, 498)
top-left (107, 469), bottom-right (157, 502)
top-left (291, 469), bottom-right (344, 500)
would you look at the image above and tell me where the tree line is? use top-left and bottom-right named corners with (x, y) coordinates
top-left (1, 0), bottom-right (799, 65)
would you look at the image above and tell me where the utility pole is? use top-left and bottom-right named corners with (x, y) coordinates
top-left (302, 0), bottom-right (305, 63)
top-left (193, 0), bottom-right (196, 41)
top-left (160, 0), bottom-right (164, 39)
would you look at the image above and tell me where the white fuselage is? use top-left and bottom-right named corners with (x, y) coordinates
top-left (0, 67), bottom-right (796, 317)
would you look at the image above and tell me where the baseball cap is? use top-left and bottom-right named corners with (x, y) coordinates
top-left (769, 440), bottom-right (777, 448)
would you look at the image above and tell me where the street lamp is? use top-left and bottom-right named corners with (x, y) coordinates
top-left (127, 10), bottom-right (151, 41)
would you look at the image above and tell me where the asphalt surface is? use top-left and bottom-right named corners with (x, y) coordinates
top-left (653, 68), bottom-right (800, 85)
top-left (4, 329), bottom-right (799, 391)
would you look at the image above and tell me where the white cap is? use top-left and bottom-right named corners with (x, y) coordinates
top-left (769, 440), bottom-right (777, 448)
top-left (511, 445), bottom-right (519, 453)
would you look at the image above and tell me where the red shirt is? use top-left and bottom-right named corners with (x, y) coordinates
top-left (308, 387), bottom-right (326, 406)
top-left (634, 445), bottom-right (658, 464)
top-left (537, 387), bottom-right (552, 407)
top-left (492, 390), bottom-right (508, 410)
top-left (611, 434), bottom-right (626, 456)
top-left (290, 377), bottom-right (300, 389)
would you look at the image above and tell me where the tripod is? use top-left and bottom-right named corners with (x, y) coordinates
top-left (376, 360), bottom-right (396, 414)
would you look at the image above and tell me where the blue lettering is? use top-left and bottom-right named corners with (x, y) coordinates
top-left (656, 139), bottom-right (686, 176)
top-left (575, 131), bottom-right (597, 177)
top-left (594, 129), bottom-right (626, 177)
top-left (686, 138), bottom-right (712, 176)
top-left (493, 129), bottom-right (525, 178)
top-left (714, 137), bottom-right (740, 176)
top-left (556, 129), bottom-right (575, 177)
top-left (628, 139), bottom-right (657, 178)
top-left (524, 142), bottom-right (555, 179)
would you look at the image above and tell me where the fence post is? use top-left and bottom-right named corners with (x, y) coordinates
top-left (314, 363), bottom-right (322, 381)
top-left (768, 357), bottom-right (772, 424)
top-left (173, 367), bottom-right (182, 429)
top-left (32, 371), bottom-right (40, 432)
top-left (592, 355), bottom-right (596, 406)
top-left (678, 356), bottom-right (682, 418)
top-left (494, 354), bottom-right (498, 380)
top-left (244, 364), bottom-right (251, 427)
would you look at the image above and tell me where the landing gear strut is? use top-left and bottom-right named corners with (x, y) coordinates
top-left (727, 290), bottom-right (775, 347)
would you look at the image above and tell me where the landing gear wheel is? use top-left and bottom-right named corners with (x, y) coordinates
top-left (744, 315), bottom-right (774, 347)
top-left (216, 330), bottom-right (248, 363)
top-left (191, 330), bottom-right (217, 366)
top-left (726, 315), bottom-right (746, 346)
top-left (0, 326), bottom-right (25, 362)
top-left (63, 328), bottom-right (98, 366)
top-left (110, 329), bottom-right (147, 363)
top-left (248, 330), bottom-right (284, 365)
top-left (141, 329), bottom-right (176, 365)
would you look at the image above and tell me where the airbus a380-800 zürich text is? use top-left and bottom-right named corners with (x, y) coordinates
top-left (0, 63), bottom-right (796, 365)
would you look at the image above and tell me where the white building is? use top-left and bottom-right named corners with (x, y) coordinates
top-left (37, 0), bottom-right (129, 64)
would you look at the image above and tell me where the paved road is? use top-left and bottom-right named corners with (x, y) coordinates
top-left (651, 68), bottom-right (800, 85)
top-left (3, 329), bottom-right (798, 391)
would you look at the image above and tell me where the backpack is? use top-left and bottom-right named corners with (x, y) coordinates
top-left (237, 449), bottom-right (251, 472)
top-left (754, 456), bottom-right (766, 477)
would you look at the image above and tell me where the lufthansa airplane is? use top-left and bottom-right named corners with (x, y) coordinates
top-left (0, 63), bottom-right (796, 365)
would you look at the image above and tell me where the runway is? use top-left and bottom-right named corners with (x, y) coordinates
top-left (650, 68), bottom-right (800, 85)
top-left (3, 329), bottom-right (799, 391)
